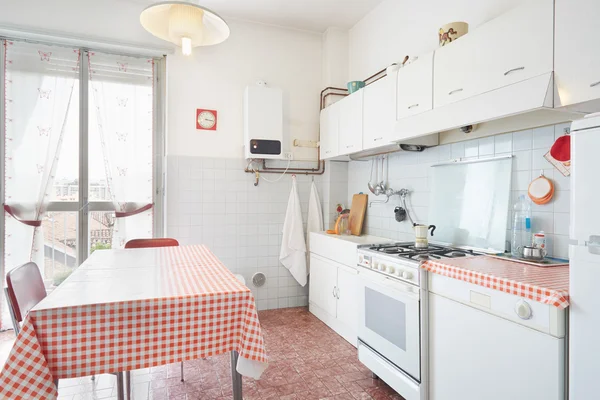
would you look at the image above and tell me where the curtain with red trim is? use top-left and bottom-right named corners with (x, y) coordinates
top-left (88, 51), bottom-right (154, 249)
top-left (2, 40), bottom-right (79, 329)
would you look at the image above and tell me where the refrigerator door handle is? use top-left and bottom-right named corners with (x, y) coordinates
top-left (588, 235), bottom-right (600, 254)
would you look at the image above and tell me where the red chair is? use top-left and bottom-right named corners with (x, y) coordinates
top-left (124, 238), bottom-right (185, 383)
top-left (5, 262), bottom-right (47, 335)
top-left (124, 238), bottom-right (179, 249)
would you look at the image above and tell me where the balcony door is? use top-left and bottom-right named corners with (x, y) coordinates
top-left (0, 39), bottom-right (165, 330)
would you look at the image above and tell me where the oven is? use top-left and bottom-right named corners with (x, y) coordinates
top-left (357, 267), bottom-right (421, 381)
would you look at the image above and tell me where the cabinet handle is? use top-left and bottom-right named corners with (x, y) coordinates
top-left (448, 88), bottom-right (463, 96)
top-left (591, 81), bottom-right (600, 88)
top-left (332, 286), bottom-right (337, 298)
top-left (374, 137), bottom-right (384, 141)
top-left (346, 145), bottom-right (353, 149)
top-left (408, 104), bottom-right (419, 109)
top-left (336, 287), bottom-right (340, 299)
top-left (504, 66), bottom-right (525, 76)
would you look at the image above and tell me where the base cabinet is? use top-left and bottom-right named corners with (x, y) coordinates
top-left (429, 293), bottom-right (564, 400)
top-left (309, 253), bottom-right (358, 346)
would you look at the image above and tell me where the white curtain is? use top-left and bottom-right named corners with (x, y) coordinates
top-left (2, 40), bottom-right (79, 329)
top-left (88, 52), bottom-right (154, 249)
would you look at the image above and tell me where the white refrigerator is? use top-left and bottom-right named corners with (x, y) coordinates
top-left (569, 113), bottom-right (600, 399)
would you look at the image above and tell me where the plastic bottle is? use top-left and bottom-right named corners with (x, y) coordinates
top-left (511, 195), bottom-right (532, 257)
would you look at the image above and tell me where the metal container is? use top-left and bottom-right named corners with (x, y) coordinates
top-left (521, 245), bottom-right (547, 260)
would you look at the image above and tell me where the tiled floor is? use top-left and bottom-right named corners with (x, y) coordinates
top-left (1, 307), bottom-right (404, 400)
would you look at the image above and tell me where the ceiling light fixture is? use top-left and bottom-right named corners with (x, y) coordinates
top-left (140, 1), bottom-right (230, 56)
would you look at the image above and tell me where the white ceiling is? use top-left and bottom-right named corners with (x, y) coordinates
top-left (123, 0), bottom-right (384, 33)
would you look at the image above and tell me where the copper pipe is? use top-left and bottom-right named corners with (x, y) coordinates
top-left (320, 87), bottom-right (348, 110)
top-left (321, 92), bottom-right (348, 110)
top-left (363, 67), bottom-right (387, 85)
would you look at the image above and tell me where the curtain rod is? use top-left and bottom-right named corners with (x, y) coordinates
top-left (0, 24), bottom-right (173, 58)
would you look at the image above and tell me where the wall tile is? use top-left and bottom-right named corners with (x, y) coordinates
top-left (554, 213), bottom-right (570, 236)
top-left (513, 129), bottom-right (533, 151)
top-left (347, 123), bottom-right (571, 258)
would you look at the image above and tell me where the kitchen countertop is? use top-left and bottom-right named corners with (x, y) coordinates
top-left (310, 231), bottom-right (391, 245)
top-left (422, 256), bottom-right (570, 309)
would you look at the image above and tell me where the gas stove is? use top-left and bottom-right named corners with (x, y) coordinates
top-left (357, 242), bottom-right (482, 285)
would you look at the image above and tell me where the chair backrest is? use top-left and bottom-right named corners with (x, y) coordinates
top-left (124, 238), bottom-right (179, 249)
top-left (6, 262), bottom-right (47, 323)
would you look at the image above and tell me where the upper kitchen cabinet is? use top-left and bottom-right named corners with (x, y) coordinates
top-left (363, 75), bottom-right (397, 150)
top-left (319, 101), bottom-right (340, 160)
top-left (434, 0), bottom-right (554, 109)
top-left (396, 52), bottom-right (433, 121)
top-left (555, 0), bottom-right (600, 110)
top-left (338, 91), bottom-right (364, 155)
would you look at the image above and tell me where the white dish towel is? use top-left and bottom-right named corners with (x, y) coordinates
top-left (306, 180), bottom-right (323, 272)
top-left (280, 176), bottom-right (308, 287)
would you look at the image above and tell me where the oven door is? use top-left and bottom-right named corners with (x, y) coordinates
top-left (358, 268), bottom-right (421, 381)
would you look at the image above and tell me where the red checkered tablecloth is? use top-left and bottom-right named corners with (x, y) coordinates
top-left (422, 255), bottom-right (570, 309)
top-left (0, 245), bottom-right (268, 399)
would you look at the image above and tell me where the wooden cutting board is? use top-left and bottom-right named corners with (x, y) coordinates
top-left (349, 194), bottom-right (368, 236)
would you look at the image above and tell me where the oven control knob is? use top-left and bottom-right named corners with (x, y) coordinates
top-left (515, 300), bottom-right (533, 320)
top-left (373, 260), bottom-right (379, 269)
top-left (358, 254), bottom-right (364, 264)
top-left (387, 266), bottom-right (395, 274)
top-left (379, 264), bottom-right (386, 271)
top-left (402, 271), bottom-right (413, 279)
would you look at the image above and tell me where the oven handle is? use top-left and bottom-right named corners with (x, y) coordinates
top-left (361, 271), bottom-right (420, 301)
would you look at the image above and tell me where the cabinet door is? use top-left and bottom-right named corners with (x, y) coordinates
top-left (397, 52), bottom-right (433, 120)
top-left (363, 76), bottom-right (396, 150)
top-left (336, 265), bottom-right (359, 343)
top-left (338, 91), bottom-right (364, 155)
top-left (429, 293), bottom-right (564, 400)
top-left (309, 254), bottom-right (338, 318)
top-left (319, 102), bottom-right (339, 159)
top-left (434, 0), bottom-right (553, 109)
top-left (555, 0), bottom-right (600, 106)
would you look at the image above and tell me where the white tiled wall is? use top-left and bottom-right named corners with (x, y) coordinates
top-left (347, 123), bottom-right (572, 259)
top-left (166, 156), bottom-right (325, 310)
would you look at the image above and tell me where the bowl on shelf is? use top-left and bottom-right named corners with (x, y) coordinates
top-left (347, 80), bottom-right (365, 94)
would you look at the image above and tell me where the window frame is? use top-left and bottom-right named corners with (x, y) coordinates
top-left (0, 41), bottom-right (166, 270)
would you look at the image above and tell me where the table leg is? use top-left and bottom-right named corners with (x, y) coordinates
top-left (116, 372), bottom-right (124, 400)
top-left (230, 351), bottom-right (243, 400)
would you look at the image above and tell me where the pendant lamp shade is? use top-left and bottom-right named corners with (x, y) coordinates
top-left (140, 1), bottom-right (230, 50)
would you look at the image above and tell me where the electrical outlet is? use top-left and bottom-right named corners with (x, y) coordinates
top-left (282, 152), bottom-right (294, 160)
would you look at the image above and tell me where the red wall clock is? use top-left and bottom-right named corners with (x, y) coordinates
top-left (196, 109), bottom-right (217, 131)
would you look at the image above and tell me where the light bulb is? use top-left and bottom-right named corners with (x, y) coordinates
top-left (181, 37), bottom-right (192, 56)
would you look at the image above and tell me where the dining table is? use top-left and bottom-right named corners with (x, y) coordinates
top-left (0, 244), bottom-right (268, 399)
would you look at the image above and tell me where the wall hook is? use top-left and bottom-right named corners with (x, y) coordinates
top-left (254, 171), bottom-right (260, 186)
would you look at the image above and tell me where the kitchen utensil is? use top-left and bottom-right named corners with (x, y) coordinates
top-left (394, 206), bottom-right (407, 222)
top-left (519, 245), bottom-right (547, 260)
top-left (347, 80), bottom-right (365, 94)
top-left (414, 224), bottom-right (436, 248)
top-left (544, 133), bottom-right (571, 176)
top-left (349, 194), bottom-right (368, 236)
top-left (439, 22), bottom-right (469, 47)
top-left (528, 173), bottom-right (554, 205)
top-left (327, 210), bottom-right (350, 235)
top-left (368, 159), bottom-right (377, 194)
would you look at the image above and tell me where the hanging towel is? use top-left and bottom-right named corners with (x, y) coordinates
top-left (280, 176), bottom-right (308, 287)
top-left (306, 180), bottom-right (323, 272)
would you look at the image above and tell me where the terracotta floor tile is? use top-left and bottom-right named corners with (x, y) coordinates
top-left (0, 307), bottom-right (412, 400)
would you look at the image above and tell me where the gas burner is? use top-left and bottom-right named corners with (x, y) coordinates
top-left (448, 251), bottom-right (466, 257)
top-left (403, 244), bottom-right (445, 252)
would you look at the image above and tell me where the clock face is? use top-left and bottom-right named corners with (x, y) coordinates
top-left (196, 109), bottom-right (217, 130)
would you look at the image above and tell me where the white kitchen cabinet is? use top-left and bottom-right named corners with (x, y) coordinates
top-left (308, 253), bottom-right (338, 319)
top-left (309, 253), bottom-right (359, 345)
top-left (319, 101), bottom-right (340, 160)
top-left (396, 52), bottom-right (433, 121)
top-left (363, 76), bottom-right (396, 150)
top-left (429, 292), bottom-right (564, 400)
top-left (555, 0), bottom-right (600, 107)
top-left (434, 0), bottom-right (554, 109)
top-left (338, 91), bottom-right (363, 155)
top-left (335, 265), bottom-right (358, 335)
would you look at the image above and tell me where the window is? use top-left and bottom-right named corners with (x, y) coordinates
top-left (0, 39), bottom-right (165, 330)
